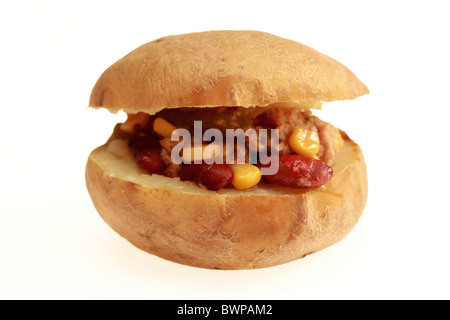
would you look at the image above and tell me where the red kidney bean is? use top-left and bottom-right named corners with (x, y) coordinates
top-left (135, 148), bottom-right (166, 174)
top-left (179, 164), bottom-right (202, 183)
top-left (179, 163), bottom-right (233, 191)
top-left (259, 154), bottom-right (333, 188)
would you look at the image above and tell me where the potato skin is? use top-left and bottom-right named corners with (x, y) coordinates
top-left (89, 31), bottom-right (368, 115)
top-left (85, 138), bottom-right (368, 270)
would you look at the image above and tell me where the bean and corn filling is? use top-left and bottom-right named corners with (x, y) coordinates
top-left (117, 106), bottom-right (343, 191)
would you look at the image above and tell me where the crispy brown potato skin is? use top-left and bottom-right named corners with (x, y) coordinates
top-left (85, 138), bottom-right (367, 270)
top-left (89, 31), bottom-right (368, 114)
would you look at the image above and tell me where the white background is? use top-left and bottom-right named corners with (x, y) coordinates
top-left (1, 0), bottom-right (449, 300)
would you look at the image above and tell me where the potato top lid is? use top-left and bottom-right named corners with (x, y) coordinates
top-left (89, 30), bottom-right (368, 114)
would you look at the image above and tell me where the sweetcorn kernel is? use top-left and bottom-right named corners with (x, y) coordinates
top-left (229, 164), bottom-right (261, 190)
top-left (288, 127), bottom-right (320, 157)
